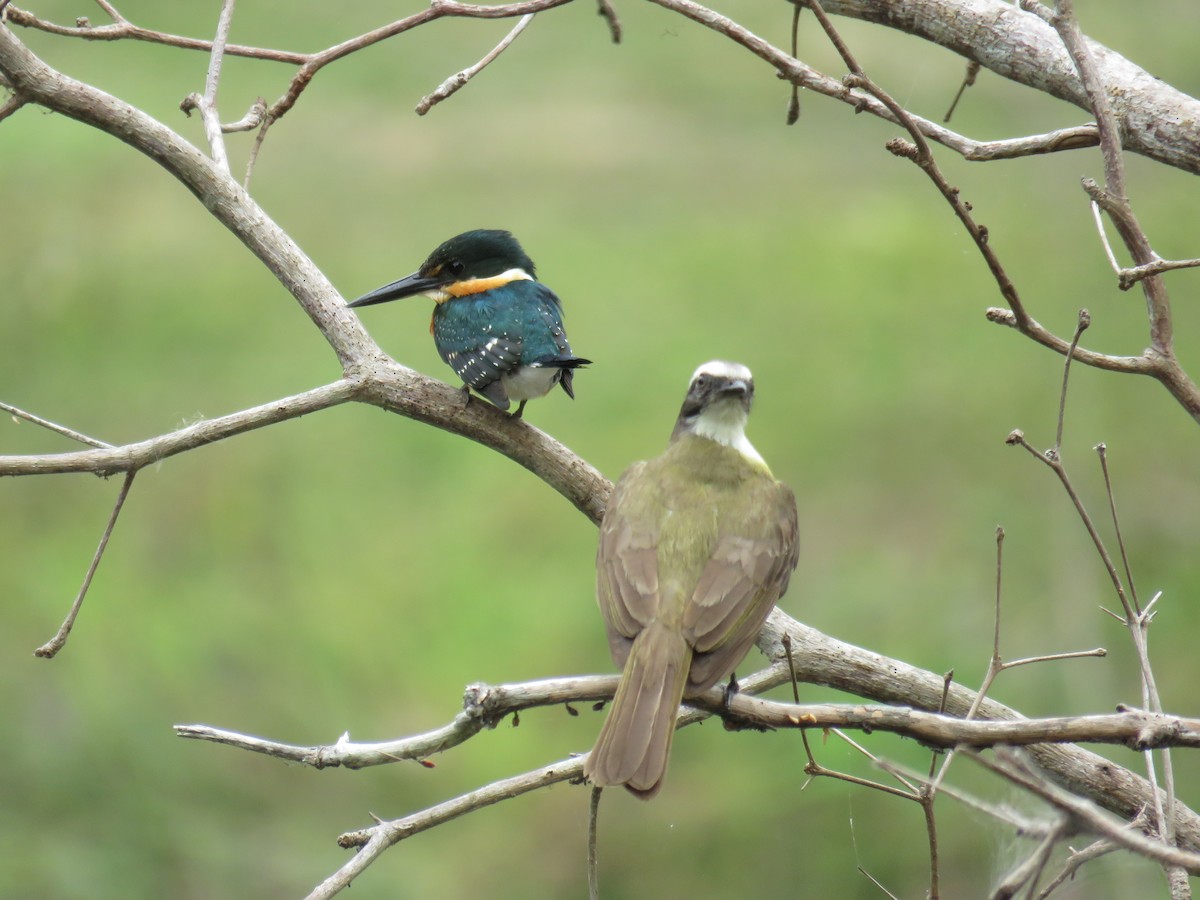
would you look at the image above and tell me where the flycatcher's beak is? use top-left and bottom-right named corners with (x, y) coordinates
top-left (719, 378), bottom-right (749, 398)
top-left (348, 271), bottom-right (443, 308)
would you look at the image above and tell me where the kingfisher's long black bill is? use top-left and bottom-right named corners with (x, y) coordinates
top-left (348, 272), bottom-right (441, 308)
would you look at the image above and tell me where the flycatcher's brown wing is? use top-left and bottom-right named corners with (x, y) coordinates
top-left (595, 462), bottom-right (663, 670)
top-left (682, 480), bottom-right (799, 694)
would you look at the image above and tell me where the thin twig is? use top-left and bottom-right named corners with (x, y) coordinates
top-left (841, 70), bottom-right (1025, 325)
top-left (311, 756), bottom-right (586, 900)
top-left (1090, 198), bottom-right (1123, 272)
top-left (930, 524), bottom-right (1103, 802)
top-left (973, 526), bottom-right (1007, 721)
top-left (0, 400), bottom-right (111, 448)
top-left (1095, 443), bottom-right (1139, 611)
top-left (805, 729), bottom-right (921, 802)
top-left (944, 60), bottom-right (979, 123)
top-left (786, 1), bottom-right (802, 124)
top-left (200, 0), bottom-right (236, 169)
top-left (34, 470), bottom-right (136, 658)
top-left (875, 757), bottom-right (1052, 837)
top-left (222, 96), bottom-right (266, 133)
top-left (1034, 833), bottom-right (1125, 900)
top-left (244, 118), bottom-right (267, 187)
top-left (1118, 257), bottom-right (1200, 292)
top-left (204, 0), bottom-right (233, 105)
top-left (1005, 430), bottom-right (1133, 621)
top-left (92, 0), bottom-right (124, 22)
top-left (833, 729), bottom-right (918, 795)
top-left (922, 783), bottom-right (941, 900)
top-left (782, 632), bottom-right (800, 703)
top-left (1002, 649), bottom-right (1107, 670)
top-left (587, 786), bottom-right (602, 900)
top-left (594, 0), bottom-right (620, 43)
top-left (415, 13), bottom-right (535, 115)
top-left (857, 865), bottom-right (900, 899)
top-left (991, 818), bottom-right (1069, 900)
top-left (930, 530), bottom-right (1002, 797)
top-left (1054, 309), bottom-right (1090, 455)
top-left (805, 0), bottom-right (862, 75)
top-left (1092, 191), bottom-right (1200, 288)
top-left (921, 671), bottom-right (954, 899)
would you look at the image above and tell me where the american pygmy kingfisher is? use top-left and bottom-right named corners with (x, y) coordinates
top-left (349, 229), bottom-right (591, 418)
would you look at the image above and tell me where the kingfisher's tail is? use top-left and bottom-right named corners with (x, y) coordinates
top-left (584, 622), bottom-right (690, 800)
top-left (553, 357), bottom-right (591, 400)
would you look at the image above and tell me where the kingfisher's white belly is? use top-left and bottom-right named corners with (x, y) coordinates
top-left (502, 365), bottom-right (561, 402)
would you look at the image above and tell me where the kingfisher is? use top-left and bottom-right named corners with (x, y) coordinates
top-left (584, 361), bottom-right (799, 799)
top-left (348, 229), bottom-right (590, 418)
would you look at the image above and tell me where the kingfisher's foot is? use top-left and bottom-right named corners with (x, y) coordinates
top-left (511, 400), bottom-right (527, 419)
top-left (459, 384), bottom-right (472, 410)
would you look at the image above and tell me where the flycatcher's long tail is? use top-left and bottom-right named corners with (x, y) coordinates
top-left (584, 622), bottom-right (691, 800)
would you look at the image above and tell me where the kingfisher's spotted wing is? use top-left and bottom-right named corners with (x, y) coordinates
top-left (438, 334), bottom-right (523, 410)
top-left (527, 285), bottom-right (590, 398)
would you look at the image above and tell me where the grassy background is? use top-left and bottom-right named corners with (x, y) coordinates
top-left (2, 2), bottom-right (1199, 897)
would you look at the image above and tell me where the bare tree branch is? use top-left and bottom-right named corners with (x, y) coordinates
top-left (0, 381), bottom-right (359, 477)
top-left (1038, 1), bottom-right (1176, 357)
top-left (4, 4), bottom-right (308, 64)
top-left (755, 614), bottom-right (1200, 853)
top-left (313, 756), bottom-right (583, 900)
top-left (174, 610), bottom-right (1200, 857)
top-left (176, 674), bottom-right (620, 769)
top-left (10, 1), bottom-right (1199, 174)
top-left (818, 0), bottom-right (1200, 174)
top-left (973, 749), bottom-right (1200, 875)
top-left (178, 669), bottom-right (1200, 767)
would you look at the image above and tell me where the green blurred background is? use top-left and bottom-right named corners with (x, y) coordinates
top-left (2, 2), bottom-right (1199, 897)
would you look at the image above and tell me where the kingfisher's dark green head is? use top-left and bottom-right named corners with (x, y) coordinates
top-left (348, 229), bottom-right (537, 308)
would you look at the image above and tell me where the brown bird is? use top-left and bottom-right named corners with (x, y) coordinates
top-left (584, 360), bottom-right (799, 798)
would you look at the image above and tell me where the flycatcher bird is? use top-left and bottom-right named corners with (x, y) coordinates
top-left (348, 229), bottom-right (590, 418)
top-left (585, 360), bottom-right (799, 799)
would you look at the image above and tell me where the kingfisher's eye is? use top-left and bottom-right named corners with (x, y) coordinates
top-left (447, 259), bottom-right (466, 277)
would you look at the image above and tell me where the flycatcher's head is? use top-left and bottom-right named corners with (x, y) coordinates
top-left (670, 361), bottom-right (762, 462)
